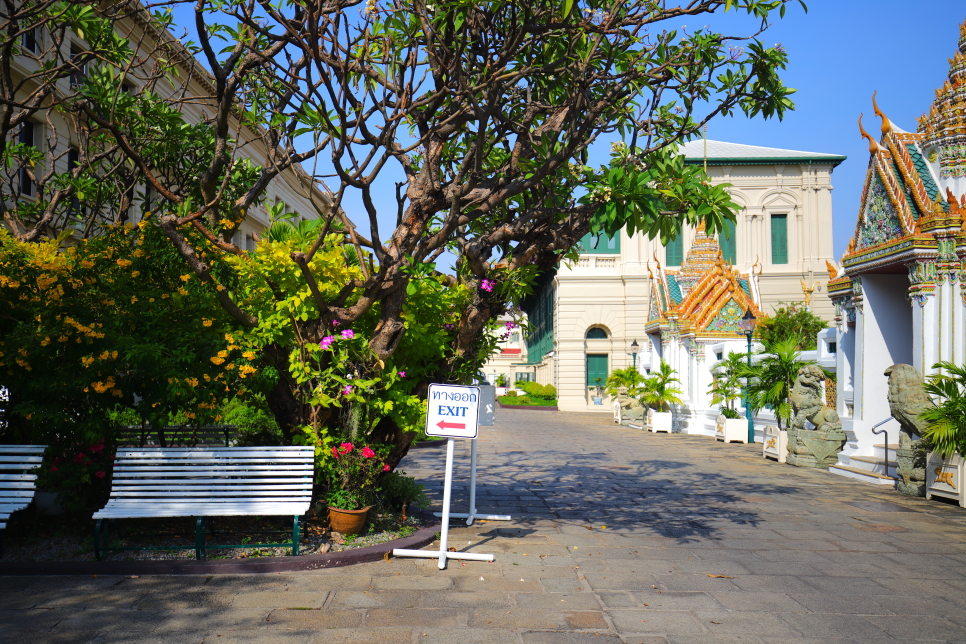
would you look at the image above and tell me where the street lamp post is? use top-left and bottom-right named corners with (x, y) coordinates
top-left (628, 339), bottom-right (639, 370)
top-left (739, 310), bottom-right (758, 444)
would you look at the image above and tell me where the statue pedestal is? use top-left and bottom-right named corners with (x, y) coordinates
top-left (786, 428), bottom-right (847, 469)
top-left (895, 439), bottom-right (926, 497)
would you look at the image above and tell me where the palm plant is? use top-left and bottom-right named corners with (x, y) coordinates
top-left (740, 337), bottom-right (813, 430)
top-left (638, 360), bottom-right (684, 412)
top-left (920, 361), bottom-right (966, 459)
top-left (605, 367), bottom-right (647, 399)
top-left (708, 351), bottom-right (746, 419)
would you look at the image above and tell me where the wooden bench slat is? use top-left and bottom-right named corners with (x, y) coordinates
top-left (0, 463), bottom-right (43, 470)
top-left (0, 447), bottom-right (46, 454)
top-left (111, 484), bottom-right (312, 491)
top-left (109, 491), bottom-right (311, 498)
top-left (105, 477), bottom-right (307, 486)
top-left (0, 474), bottom-right (38, 481)
top-left (112, 466), bottom-right (313, 474)
top-left (0, 445), bottom-right (46, 536)
top-left (116, 446), bottom-right (309, 454)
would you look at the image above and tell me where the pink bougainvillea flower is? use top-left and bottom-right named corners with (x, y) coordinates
top-left (480, 279), bottom-right (495, 292)
top-left (74, 453), bottom-right (86, 463)
top-left (383, 464), bottom-right (391, 471)
top-left (339, 442), bottom-right (354, 454)
top-left (332, 446), bottom-right (340, 458)
top-left (505, 321), bottom-right (515, 329)
top-left (341, 329), bottom-right (355, 340)
top-left (444, 323), bottom-right (455, 331)
top-left (332, 319), bottom-right (341, 326)
top-left (320, 335), bottom-right (335, 349)
top-left (95, 471), bottom-right (106, 478)
top-left (342, 385), bottom-right (354, 395)
top-left (361, 446), bottom-right (376, 459)
top-left (50, 465), bottom-right (58, 472)
top-left (398, 371), bottom-right (406, 378)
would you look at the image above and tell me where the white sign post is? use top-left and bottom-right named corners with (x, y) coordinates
top-left (432, 385), bottom-right (511, 526)
top-left (392, 384), bottom-right (495, 569)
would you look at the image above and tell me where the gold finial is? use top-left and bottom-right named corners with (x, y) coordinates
top-left (652, 250), bottom-right (662, 271)
top-left (872, 91), bottom-right (893, 136)
top-left (825, 260), bottom-right (839, 281)
top-left (800, 279), bottom-right (821, 310)
top-left (858, 114), bottom-right (880, 154)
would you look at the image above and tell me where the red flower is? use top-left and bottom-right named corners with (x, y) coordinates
top-left (361, 447), bottom-right (375, 459)
top-left (332, 446), bottom-right (340, 459)
top-left (73, 453), bottom-right (87, 463)
top-left (50, 465), bottom-right (58, 472)
top-left (383, 464), bottom-right (390, 471)
top-left (95, 471), bottom-right (106, 478)
top-left (339, 442), bottom-right (353, 455)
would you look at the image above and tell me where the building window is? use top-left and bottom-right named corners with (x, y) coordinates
top-left (719, 219), bottom-right (736, 264)
top-left (22, 28), bottom-right (38, 54)
top-left (510, 333), bottom-right (519, 343)
top-left (70, 44), bottom-right (86, 87)
top-left (665, 235), bottom-right (683, 266)
top-left (18, 122), bottom-right (35, 196)
top-left (515, 372), bottom-right (534, 383)
top-left (578, 231), bottom-right (620, 254)
top-left (245, 234), bottom-right (256, 252)
top-left (67, 148), bottom-right (85, 221)
top-left (827, 342), bottom-right (837, 354)
top-left (715, 351), bottom-right (723, 361)
top-left (771, 214), bottom-right (788, 264)
top-left (585, 327), bottom-right (608, 339)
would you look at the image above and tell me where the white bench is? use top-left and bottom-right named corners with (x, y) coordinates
top-left (1, 445), bottom-right (46, 557)
top-left (93, 446), bottom-right (314, 560)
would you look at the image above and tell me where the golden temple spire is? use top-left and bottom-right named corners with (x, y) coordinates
top-left (872, 91), bottom-right (893, 136)
top-left (858, 114), bottom-right (880, 154)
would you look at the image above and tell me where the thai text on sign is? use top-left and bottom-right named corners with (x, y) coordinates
top-left (425, 384), bottom-right (481, 439)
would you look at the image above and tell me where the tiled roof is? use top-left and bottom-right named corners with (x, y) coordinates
top-left (739, 279), bottom-right (751, 298)
top-left (666, 274), bottom-right (683, 305)
top-left (906, 144), bottom-right (941, 202)
top-left (680, 139), bottom-right (846, 165)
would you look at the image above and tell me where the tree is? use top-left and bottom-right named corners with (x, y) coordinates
top-left (639, 360), bottom-right (684, 412)
top-left (741, 337), bottom-right (814, 429)
top-left (708, 351), bottom-right (746, 418)
top-left (9, 0), bottom-right (806, 469)
top-left (756, 301), bottom-right (829, 351)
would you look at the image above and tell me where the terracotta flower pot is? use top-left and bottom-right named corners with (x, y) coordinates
top-left (327, 506), bottom-right (370, 536)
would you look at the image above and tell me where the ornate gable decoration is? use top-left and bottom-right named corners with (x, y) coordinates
top-left (856, 173), bottom-right (905, 250)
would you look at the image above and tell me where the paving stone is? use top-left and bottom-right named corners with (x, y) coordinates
top-left (422, 628), bottom-right (524, 643)
top-left (261, 607), bottom-right (363, 629)
top-left (629, 591), bottom-right (722, 611)
top-left (365, 607), bottom-right (464, 627)
top-left (606, 609), bottom-right (706, 634)
top-left (521, 632), bottom-right (622, 644)
top-left (4, 631), bottom-right (102, 644)
top-left (786, 593), bottom-right (889, 615)
top-left (862, 614), bottom-right (966, 640)
top-left (707, 591), bottom-right (806, 613)
top-left (135, 590), bottom-right (235, 610)
top-left (468, 608), bottom-right (569, 629)
top-left (778, 612), bottom-right (891, 639)
top-left (372, 574), bottom-right (454, 591)
top-left (51, 608), bottom-right (171, 632)
top-left (694, 610), bottom-right (802, 636)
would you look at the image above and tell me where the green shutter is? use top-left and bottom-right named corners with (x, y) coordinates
top-left (665, 236), bottom-right (683, 266)
top-left (578, 232), bottom-right (620, 254)
top-left (586, 354), bottom-right (609, 389)
top-left (719, 219), bottom-right (736, 264)
top-left (771, 214), bottom-right (788, 264)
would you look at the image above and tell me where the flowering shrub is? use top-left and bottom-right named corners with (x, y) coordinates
top-left (325, 442), bottom-right (390, 510)
top-left (37, 437), bottom-right (116, 513)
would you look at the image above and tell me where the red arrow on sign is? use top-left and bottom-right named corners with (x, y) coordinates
top-left (436, 420), bottom-right (466, 431)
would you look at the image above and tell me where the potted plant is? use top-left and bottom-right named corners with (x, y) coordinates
top-left (919, 361), bottom-right (966, 506)
top-left (606, 367), bottom-right (646, 423)
top-left (325, 442), bottom-right (389, 535)
top-left (709, 352), bottom-right (750, 442)
top-left (591, 377), bottom-right (605, 405)
top-left (639, 360), bottom-right (683, 433)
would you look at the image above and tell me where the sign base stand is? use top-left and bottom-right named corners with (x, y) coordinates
top-left (393, 438), bottom-right (494, 569)
top-left (433, 440), bottom-right (512, 526)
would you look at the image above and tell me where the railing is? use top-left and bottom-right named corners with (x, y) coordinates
top-left (870, 417), bottom-right (895, 483)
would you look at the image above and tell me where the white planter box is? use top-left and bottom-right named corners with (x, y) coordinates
top-left (762, 425), bottom-right (787, 463)
top-left (926, 452), bottom-right (966, 507)
top-left (649, 410), bottom-right (672, 433)
top-left (496, 387), bottom-right (509, 396)
top-left (716, 418), bottom-right (748, 444)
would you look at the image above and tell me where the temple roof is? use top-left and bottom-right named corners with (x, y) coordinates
top-left (680, 139), bottom-right (846, 166)
top-left (647, 225), bottom-right (763, 338)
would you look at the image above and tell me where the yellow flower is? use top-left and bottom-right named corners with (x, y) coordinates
top-left (57, 335), bottom-right (68, 343)
top-left (186, 378), bottom-right (199, 387)
top-left (161, 293), bottom-right (169, 299)
top-left (210, 356), bottom-right (225, 365)
top-left (203, 374), bottom-right (211, 382)
top-left (242, 351), bottom-right (256, 360)
top-left (202, 318), bottom-right (213, 327)
top-left (216, 284), bottom-right (225, 291)
top-left (130, 296), bottom-right (138, 304)
top-left (111, 389), bottom-right (123, 397)
top-left (82, 356), bottom-right (94, 367)
top-left (80, 260), bottom-right (94, 269)
top-left (180, 274), bottom-right (191, 282)
top-left (116, 259), bottom-right (132, 268)
top-left (92, 381), bottom-right (109, 393)
top-left (149, 298), bottom-right (154, 302)
top-left (40, 337), bottom-right (50, 347)
top-left (178, 288), bottom-right (188, 296)
top-left (224, 334), bottom-right (235, 343)
top-left (131, 271), bottom-right (140, 278)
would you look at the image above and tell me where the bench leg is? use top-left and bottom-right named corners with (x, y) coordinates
top-left (194, 517), bottom-right (207, 560)
top-left (94, 519), bottom-right (105, 561)
top-left (292, 515), bottom-right (301, 556)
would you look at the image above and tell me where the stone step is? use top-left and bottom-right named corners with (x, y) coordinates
top-left (873, 443), bottom-right (899, 459)
top-left (849, 455), bottom-right (898, 477)
top-left (828, 464), bottom-right (897, 486)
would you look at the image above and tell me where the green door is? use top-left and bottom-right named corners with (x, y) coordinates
top-left (586, 354), bottom-right (609, 391)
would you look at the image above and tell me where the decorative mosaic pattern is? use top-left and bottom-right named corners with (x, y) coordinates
top-left (706, 298), bottom-right (746, 333)
top-left (857, 176), bottom-right (904, 250)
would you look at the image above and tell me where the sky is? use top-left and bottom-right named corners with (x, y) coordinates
top-left (686, 1), bottom-right (966, 260)
top-left (168, 1), bottom-right (966, 262)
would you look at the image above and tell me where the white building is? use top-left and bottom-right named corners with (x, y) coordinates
top-left (517, 141), bottom-right (845, 415)
top-left (827, 21), bottom-right (966, 485)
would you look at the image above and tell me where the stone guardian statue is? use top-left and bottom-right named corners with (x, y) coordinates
top-left (885, 364), bottom-right (935, 497)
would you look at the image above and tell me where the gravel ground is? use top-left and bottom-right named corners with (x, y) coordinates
top-left (0, 511), bottom-right (429, 562)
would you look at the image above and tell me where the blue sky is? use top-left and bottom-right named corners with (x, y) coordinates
top-left (691, 1), bottom-right (965, 259)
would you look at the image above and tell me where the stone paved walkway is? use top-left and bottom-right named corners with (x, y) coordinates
top-left (4, 410), bottom-right (966, 643)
